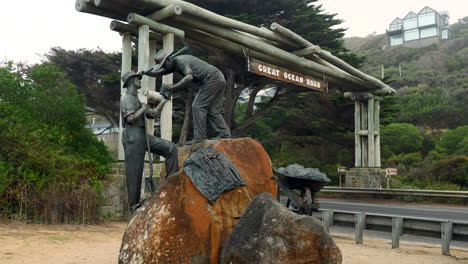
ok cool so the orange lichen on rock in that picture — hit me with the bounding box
[119,138,277,264]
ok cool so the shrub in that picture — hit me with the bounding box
[381,123,424,157]
[429,155,467,189]
[437,126,468,155]
[0,63,112,223]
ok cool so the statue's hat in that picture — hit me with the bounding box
[121,71,142,88]
[153,50,171,71]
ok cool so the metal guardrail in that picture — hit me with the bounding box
[315,209,468,256]
[321,187,468,199]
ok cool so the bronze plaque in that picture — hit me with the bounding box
[248,58,328,92]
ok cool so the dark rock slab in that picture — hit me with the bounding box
[220,193,342,264]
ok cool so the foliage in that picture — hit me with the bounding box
[429,156,467,189]
[437,126,468,155]
[0,62,112,223]
[449,17,468,39]
[45,47,121,125]
[345,21,468,129]
[380,123,424,158]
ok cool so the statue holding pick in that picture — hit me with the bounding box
[139,41,232,145]
[120,71,178,213]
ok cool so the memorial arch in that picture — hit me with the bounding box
[76,0,396,187]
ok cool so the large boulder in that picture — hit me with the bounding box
[119,138,277,264]
[220,193,342,264]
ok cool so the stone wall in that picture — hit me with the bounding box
[101,162,163,220]
[403,36,441,48]
[345,167,386,188]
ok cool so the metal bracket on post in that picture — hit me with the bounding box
[442,221,453,256]
[355,212,366,244]
[392,217,403,249]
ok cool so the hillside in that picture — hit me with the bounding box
[344,19,468,129]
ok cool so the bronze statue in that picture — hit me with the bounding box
[139,44,231,145]
[120,71,178,213]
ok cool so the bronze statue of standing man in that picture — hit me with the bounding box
[139,50,232,145]
[120,71,178,213]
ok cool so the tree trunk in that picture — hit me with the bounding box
[232,90,281,137]
[244,86,263,119]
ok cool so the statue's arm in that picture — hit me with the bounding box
[139,68,167,77]
[124,104,148,124]
[145,106,159,119]
[169,73,193,92]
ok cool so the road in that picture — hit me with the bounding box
[318,198,468,222]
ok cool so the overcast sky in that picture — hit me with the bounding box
[0,0,466,65]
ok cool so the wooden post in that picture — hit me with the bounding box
[110,20,162,41]
[146,40,157,136]
[392,217,403,249]
[361,103,368,167]
[354,101,362,167]
[138,25,150,162]
[161,33,174,142]
[355,212,366,244]
[138,25,150,104]
[367,98,375,167]
[322,210,334,234]
[442,221,453,256]
[128,13,185,39]
[147,4,183,21]
[374,99,381,167]
[118,32,132,161]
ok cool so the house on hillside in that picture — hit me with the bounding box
[386,6,450,48]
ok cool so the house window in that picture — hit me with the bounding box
[404,29,419,41]
[390,36,403,46]
[420,27,437,38]
[390,24,402,31]
[441,29,449,39]
[418,12,436,27]
[403,18,417,30]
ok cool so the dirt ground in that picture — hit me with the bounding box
[0,222,467,264]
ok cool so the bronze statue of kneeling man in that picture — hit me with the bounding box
[139,49,232,145]
[120,71,178,213]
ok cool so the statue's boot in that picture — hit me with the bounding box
[186,138,205,145]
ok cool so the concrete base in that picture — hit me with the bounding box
[345,167,386,188]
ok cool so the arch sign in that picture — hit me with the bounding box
[248,58,328,93]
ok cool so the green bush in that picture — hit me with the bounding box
[429,155,467,189]
[387,152,423,167]
[437,126,468,155]
[0,62,112,223]
[381,123,424,158]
